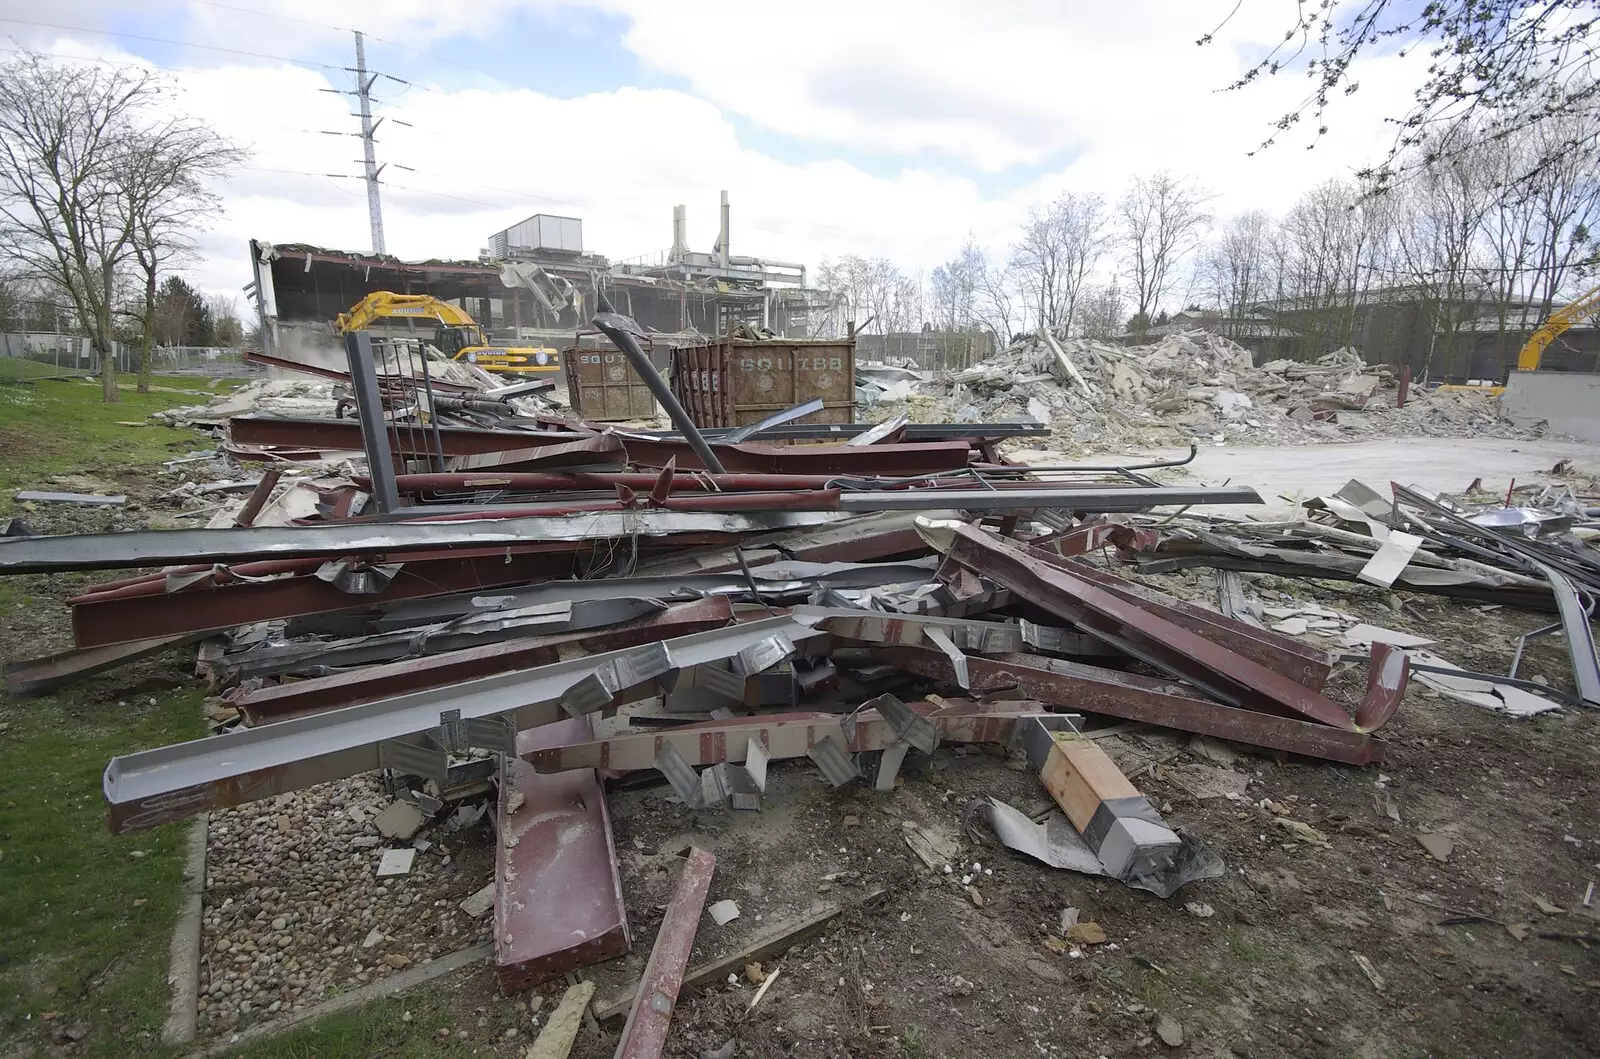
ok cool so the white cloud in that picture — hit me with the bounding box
[0,1,1431,315]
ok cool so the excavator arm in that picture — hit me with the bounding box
[333,292,482,335]
[1517,282,1600,371]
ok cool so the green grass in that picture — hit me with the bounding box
[0,372,231,1057]
[226,994,499,1059]
[0,358,92,381]
[1225,929,1269,964]
[0,689,207,1057]
[900,1024,927,1057]
[0,374,222,506]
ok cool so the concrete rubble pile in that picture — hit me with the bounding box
[8,306,1591,1053]
[911,329,1532,449]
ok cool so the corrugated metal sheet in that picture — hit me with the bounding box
[671,338,856,428]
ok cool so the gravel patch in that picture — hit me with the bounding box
[197,774,495,1037]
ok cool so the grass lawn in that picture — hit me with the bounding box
[0,372,484,1059]
[0,374,231,508]
[0,373,226,1057]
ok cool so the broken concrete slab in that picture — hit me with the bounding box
[371,800,425,840]
[1417,833,1455,862]
[375,847,415,878]
[459,882,495,919]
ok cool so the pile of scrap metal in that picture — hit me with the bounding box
[0,305,1424,1034]
[1136,478,1600,713]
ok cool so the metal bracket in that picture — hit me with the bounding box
[807,735,859,788]
[560,642,678,716]
[864,693,939,754]
[655,740,706,808]
[377,735,448,788]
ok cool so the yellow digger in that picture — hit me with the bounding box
[1440,282,1600,393]
[333,292,560,377]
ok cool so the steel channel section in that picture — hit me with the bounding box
[629,422,1051,442]
[613,846,717,1059]
[881,646,1383,765]
[1026,548,1335,689]
[234,598,736,723]
[71,552,576,648]
[441,434,627,471]
[837,485,1263,512]
[935,523,1361,730]
[103,616,824,833]
[1533,560,1600,707]
[618,437,973,476]
[497,718,630,991]
[228,416,596,457]
[0,511,846,575]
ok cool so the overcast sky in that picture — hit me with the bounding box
[0,1,1425,310]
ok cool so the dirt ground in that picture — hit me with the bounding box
[7,451,1600,1059]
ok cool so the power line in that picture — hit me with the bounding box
[0,16,347,71]
[182,0,349,34]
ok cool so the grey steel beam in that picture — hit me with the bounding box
[102,616,823,833]
[1535,560,1600,707]
[0,510,846,574]
[344,331,401,514]
[837,485,1263,512]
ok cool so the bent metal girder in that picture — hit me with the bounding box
[102,616,822,834]
[918,519,1407,732]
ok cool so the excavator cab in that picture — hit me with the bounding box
[432,325,482,358]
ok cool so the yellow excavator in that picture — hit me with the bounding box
[1438,282,1600,394]
[333,292,560,376]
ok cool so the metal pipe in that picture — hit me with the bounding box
[591,294,727,474]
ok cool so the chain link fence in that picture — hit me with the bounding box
[0,334,262,379]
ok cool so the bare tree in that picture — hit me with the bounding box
[0,53,162,402]
[816,254,920,335]
[207,293,244,346]
[974,250,1021,345]
[1011,193,1110,333]
[1078,281,1128,340]
[1206,1,1600,190]
[1203,210,1277,337]
[123,120,241,391]
[929,237,983,332]
[1119,172,1214,330]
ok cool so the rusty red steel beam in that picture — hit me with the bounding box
[1024,547,1336,691]
[233,597,736,724]
[881,646,1386,765]
[928,521,1389,731]
[1028,519,1159,559]
[70,550,581,648]
[522,701,1047,773]
[614,847,717,1059]
[390,470,849,493]
[496,718,631,992]
[233,468,283,528]
[620,437,973,476]
[5,633,203,698]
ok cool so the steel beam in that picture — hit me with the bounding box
[440,433,627,471]
[496,718,630,991]
[1026,549,1335,690]
[71,551,575,648]
[102,616,824,833]
[923,520,1375,730]
[881,646,1384,765]
[344,331,401,513]
[838,485,1262,512]
[0,510,845,575]
[4,634,203,698]
[233,597,736,722]
[627,421,1051,442]
[214,597,660,684]
[617,436,973,476]
[613,847,716,1059]
[228,415,593,457]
